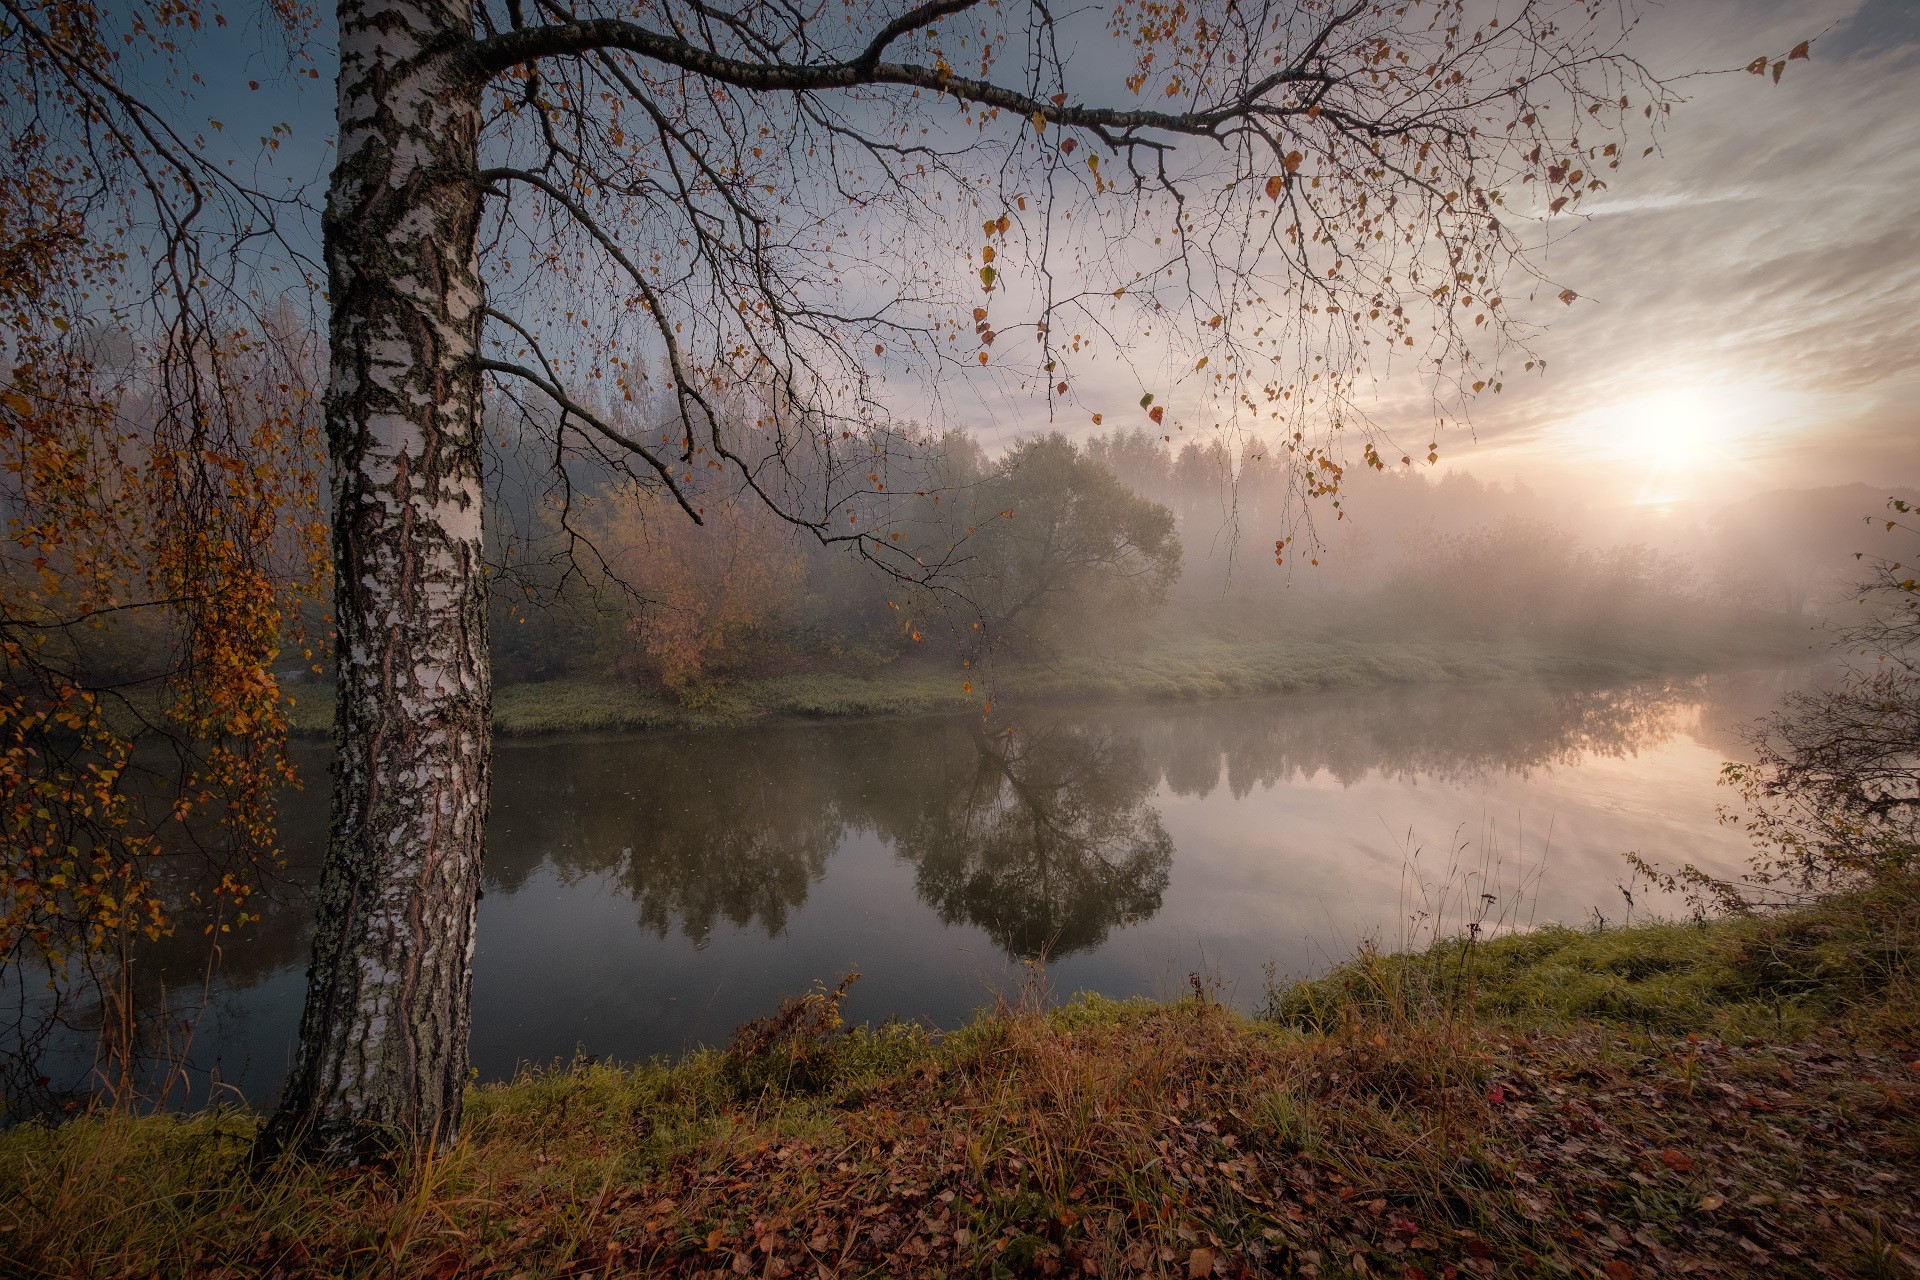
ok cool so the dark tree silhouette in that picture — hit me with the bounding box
[901,723,1172,960]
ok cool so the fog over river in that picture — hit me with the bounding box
[131,666,1806,1106]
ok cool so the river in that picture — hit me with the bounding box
[81,665,1812,1108]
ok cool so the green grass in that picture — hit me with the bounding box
[1267,874,1920,1040]
[4,880,1914,1279]
[284,617,1812,737]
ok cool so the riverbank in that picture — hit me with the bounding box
[5,878,1912,1278]
[287,619,1814,737]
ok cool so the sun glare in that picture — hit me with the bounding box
[1560,381,1813,509]
[1613,389,1718,472]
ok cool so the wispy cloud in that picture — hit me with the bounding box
[1427,0,1920,495]
[949,0,1919,504]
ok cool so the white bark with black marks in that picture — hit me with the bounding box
[268,0,489,1156]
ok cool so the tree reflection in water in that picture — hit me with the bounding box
[892,723,1172,960]
[32,671,1768,1107]
[471,677,1707,961]
[476,716,1172,961]
[485,738,847,944]
[147,676,1723,992]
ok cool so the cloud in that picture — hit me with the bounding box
[1408,0,1920,493]
[938,0,1920,505]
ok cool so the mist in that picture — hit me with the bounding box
[475,416,1896,705]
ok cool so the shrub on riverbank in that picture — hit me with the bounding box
[4,878,1914,1279]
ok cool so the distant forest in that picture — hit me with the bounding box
[468,410,1906,699]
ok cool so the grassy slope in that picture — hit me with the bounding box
[286,619,1813,737]
[4,880,1914,1279]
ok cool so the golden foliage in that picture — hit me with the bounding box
[0,0,326,1002]
[590,482,801,699]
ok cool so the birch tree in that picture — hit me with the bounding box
[5,0,1791,1153]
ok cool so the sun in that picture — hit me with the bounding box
[1609,388,1720,474]
[1578,385,1757,509]
[1538,377,1834,512]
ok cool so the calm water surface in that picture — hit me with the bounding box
[167,666,1804,1105]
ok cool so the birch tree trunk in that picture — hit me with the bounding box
[267,0,490,1156]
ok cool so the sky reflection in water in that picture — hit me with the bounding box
[174,668,1801,1105]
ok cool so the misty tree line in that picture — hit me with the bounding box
[474,405,1829,699]
[48,396,1875,705]
[479,400,1178,693]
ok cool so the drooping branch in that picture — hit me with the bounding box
[478,356,707,524]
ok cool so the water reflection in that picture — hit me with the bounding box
[1149,676,1698,798]
[893,724,1172,959]
[236,678,1705,960]
[488,742,846,942]
[485,717,1173,961]
[9,668,1801,1106]
[258,678,1740,978]
[484,676,1710,959]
